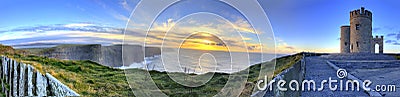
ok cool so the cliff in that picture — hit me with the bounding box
[34,44,161,67]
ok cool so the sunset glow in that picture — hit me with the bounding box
[180,32,229,51]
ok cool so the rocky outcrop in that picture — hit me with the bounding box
[37,44,161,67]
[41,44,102,63]
[0,56,79,96]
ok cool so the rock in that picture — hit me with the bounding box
[35,70,47,96]
[26,65,34,96]
[18,63,26,96]
[12,60,18,96]
[46,73,80,96]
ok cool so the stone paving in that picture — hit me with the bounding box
[330,60,400,96]
[258,54,399,97]
[301,56,369,96]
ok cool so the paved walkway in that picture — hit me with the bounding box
[259,55,399,97]
[301,56,369,96]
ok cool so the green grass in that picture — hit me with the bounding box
[3,50,303,96]
[8,54,133,96]
[393,55,400,60]
[384,54,400,60]
[272,54,303,76]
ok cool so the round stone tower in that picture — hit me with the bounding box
[340,26,350,53]
[349,7,372,53]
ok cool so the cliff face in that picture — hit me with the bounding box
[37,44,160,67]
[41,44,102,62]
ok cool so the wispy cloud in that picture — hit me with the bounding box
[113,13,130,21]
[275,39,298,54]
[385,31,400,45]
[64,23,93,28]
[120,0,133,11]
[0,23,136,46]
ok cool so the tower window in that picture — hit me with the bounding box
[344,42,348,46]
[356,24,360,30]
[356,42,359,47]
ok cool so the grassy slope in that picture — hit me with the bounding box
[8,54,133,96]
[2,44,303,96]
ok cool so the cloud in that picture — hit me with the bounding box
[384,40,400,45]
[113,13,129,21]
[276,42,298,54]
[393,42,400,45]
[120,0,133,11]
[0,23,123,34]
[0,23,145,46]
[274,37,299,54]
[373,27,381,32]
[386,31,400,40]
[285,46,295,50]
[385,40,396,43]
[387,33,396,37]
[216,18,261,34]
[64,23,93,28]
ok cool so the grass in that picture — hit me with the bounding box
[1,44,304,96]
[7,54,133,96]
[384,53,400,60]
[392,54,400,60]
[272,54,303,76]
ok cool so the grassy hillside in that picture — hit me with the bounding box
[2,44,304,96]
[8,54,134,96]
[0,44,16,55]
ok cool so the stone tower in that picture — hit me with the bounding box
[340,7,383,54]
[340,26,350,53]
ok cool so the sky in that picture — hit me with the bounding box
[0,0,399,54]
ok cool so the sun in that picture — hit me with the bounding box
[180,32,227,51]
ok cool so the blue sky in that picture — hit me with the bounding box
[260,0,400,53]
[0,0,399,54]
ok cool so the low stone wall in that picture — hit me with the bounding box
[252,58,306,97]
[0,56,79,96]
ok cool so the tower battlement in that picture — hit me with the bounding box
[374,35,384,39]
[350,7,372,20]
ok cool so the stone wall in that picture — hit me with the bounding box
[252,57,306,97]
[0,56,79,96]
[372,36,384,54]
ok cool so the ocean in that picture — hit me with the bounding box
[119,48,284,74]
